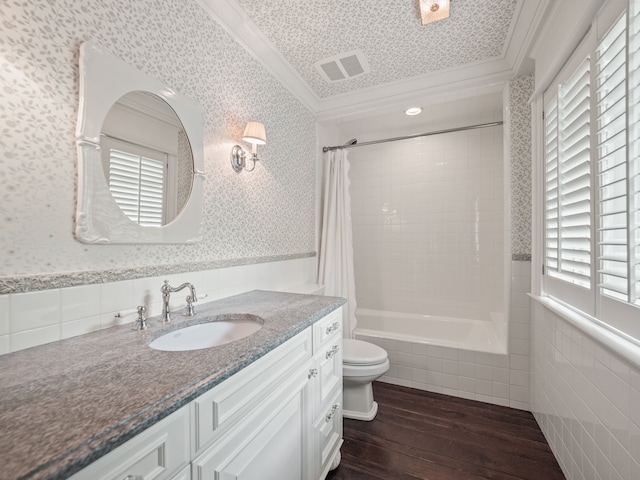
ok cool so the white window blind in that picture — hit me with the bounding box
[541,3,640,343]
[108,146,166,227]
[630,0,640,306]
[596,14,629,302]
[544,98,559,274]
[547,58,592,289]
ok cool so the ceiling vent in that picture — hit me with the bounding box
[314,50,370,83]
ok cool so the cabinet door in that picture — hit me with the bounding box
[314,389,343,480]
[191,329,312,456]
[192,364,312,480]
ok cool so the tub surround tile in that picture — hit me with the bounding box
[0,290,345,480]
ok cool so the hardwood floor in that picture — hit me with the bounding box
[327,382,565,480]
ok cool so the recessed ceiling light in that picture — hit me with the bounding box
[405,107,422,116]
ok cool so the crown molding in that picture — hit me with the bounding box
[504,0,552,76]
[315,58,513,122]
[196,0,321,112]
[199,0,550,121]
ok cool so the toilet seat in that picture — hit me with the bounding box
[343,339,388,365]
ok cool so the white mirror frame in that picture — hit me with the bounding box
[75,41,205,244]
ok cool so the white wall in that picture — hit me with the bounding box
[0,0,319,352]
[0,0,316,278]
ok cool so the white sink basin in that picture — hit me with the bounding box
[149,314,264,352]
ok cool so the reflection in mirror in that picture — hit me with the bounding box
[75,41,204,244]
[101,92,193,227]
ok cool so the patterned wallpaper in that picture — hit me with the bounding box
[236,0,518,98]
[0,0,316,278]
[507,74,534,259]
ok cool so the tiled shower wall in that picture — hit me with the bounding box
[349,125,504,322]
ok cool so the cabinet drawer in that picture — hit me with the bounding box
[313,337,342,413]
[314,389,343,480]
[192,328,312,454]
[70,405,190,480]
[312,308,342,351]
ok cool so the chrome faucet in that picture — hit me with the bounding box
[160,280,198,322]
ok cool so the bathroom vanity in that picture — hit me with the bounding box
[0,291,345,480]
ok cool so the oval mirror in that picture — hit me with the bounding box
[101,91,193,227]
[75,42,204,244]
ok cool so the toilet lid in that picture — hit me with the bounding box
[343,339,388,365]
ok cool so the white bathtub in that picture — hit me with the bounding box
[355,308,507,355]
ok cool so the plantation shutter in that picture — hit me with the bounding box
[630,0,640,306]
[554,58,592,288]
[596,14,629,302]
[107,145,166,227]
[544,98,560,274]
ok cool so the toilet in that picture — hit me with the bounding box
[342,338,389,421]
[281,284,389,421]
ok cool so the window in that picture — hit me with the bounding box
[542,3,640,342]
[102,137,168,227]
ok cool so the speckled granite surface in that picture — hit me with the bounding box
[0,290,345,480]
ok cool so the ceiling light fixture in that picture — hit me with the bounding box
[419,0,450,25]
[405,107,423,116]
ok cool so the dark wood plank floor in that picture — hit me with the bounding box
[327,382,565,480]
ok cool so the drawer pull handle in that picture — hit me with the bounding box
[123,476,143,480]
[308,368,318,379]
[325,345,339,359]
[325,404,339,422]
[325,321,340,335]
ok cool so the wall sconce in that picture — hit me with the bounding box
[231,121,267,172]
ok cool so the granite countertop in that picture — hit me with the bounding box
[0,290,346,480]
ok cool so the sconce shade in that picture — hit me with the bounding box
[242,121,266,145]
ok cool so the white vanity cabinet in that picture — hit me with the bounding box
[310,309,343,480]
[69,308,343,480]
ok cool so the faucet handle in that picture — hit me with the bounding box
[132,305,149,331]
[184,295,196,316]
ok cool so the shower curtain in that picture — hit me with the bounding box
[317,149,357,338]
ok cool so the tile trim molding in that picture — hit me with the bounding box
[0,252,316,295]
[512,253,531,261]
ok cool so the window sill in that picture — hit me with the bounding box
[529,294,640,370]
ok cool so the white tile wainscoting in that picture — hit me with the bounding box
[0,256,316,355]
[531,300,640,480]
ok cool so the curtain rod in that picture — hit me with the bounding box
[322,121,504,153]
